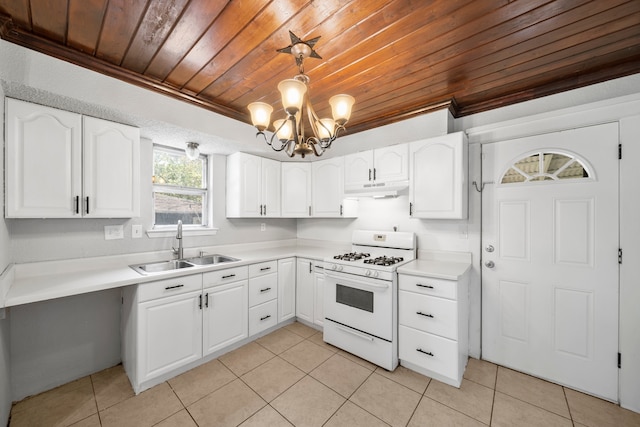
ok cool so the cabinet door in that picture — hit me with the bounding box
[5,98,82,218]
[312,157,344,217]
[261,158,281,217]
[313,270,326,327]
[226,152,262,217]
[278,258,296,322]
[83,116,140,217]
[344,151,373,190]
[138,290,202,382]
[295,258,314,323]
[410,132,468,219]
[374,144,409,183]
[203,281,248,356]
[281,163,312,217]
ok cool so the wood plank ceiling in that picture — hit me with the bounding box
[0,0,639,136]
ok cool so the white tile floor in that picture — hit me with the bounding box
[9,322,640,426]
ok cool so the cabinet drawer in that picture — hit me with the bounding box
[249,261,277,277]
[137,274,202,303]
[399,291,458,340]
[249,273,278,307]
[399,274,457,300]
[399,325,459,381]
[203,266,248,286]
[249,299,278,335]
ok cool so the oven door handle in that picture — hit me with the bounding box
[336,325,374,342]
[325,273,390,292]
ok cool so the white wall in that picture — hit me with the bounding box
[10,289,122,401]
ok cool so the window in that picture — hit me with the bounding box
[152,145,208,227]
[500,150,592,184]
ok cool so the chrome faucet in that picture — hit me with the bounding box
[172,220,183,259]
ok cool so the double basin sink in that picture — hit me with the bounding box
[130,254,240,275]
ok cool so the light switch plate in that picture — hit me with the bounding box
[132,225,143,239]
[105,225,124,240]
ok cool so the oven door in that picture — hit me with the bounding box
[324,271,393,341]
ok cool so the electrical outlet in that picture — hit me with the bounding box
[260,223,266,231]
[132,224,143,239]
[104,225,124,240]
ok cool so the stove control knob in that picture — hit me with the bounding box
[365,270,371,276]
[331,264,337,271]
[337,265,343,272]
[372,271,379,278]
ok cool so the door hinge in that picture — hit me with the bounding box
[619,144,622,160]
[618,248,623,264]
[618,352,622,369]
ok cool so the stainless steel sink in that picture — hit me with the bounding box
[186,254,240,265]
[130,254,240,275]
[130,259,195,275]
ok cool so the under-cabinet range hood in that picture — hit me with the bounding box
[344,180,409,198]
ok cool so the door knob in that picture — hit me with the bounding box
[485,245,494,253]
[484,261,495,268]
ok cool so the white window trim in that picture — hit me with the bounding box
[151,144,215,231]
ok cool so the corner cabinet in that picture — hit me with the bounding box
[281,162,312,217]
[5,98,140,218]
[278,257,296,322]
[295,258,324,328]
[226,152,281,218]
[409,132,468,219]
[311,157,357,218]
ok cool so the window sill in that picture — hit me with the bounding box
[146,227,219,238]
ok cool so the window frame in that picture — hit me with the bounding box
[151,144,212,232]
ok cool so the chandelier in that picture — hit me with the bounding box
[248,31,355,158]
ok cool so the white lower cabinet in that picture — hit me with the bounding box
[202,267,249,356]
[248,261,278,335]
[296,258,324,327]
[122,274,203,393]
[278,257,296,322]
[398,272,469,387]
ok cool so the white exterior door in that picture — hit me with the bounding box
[481,123,619,401]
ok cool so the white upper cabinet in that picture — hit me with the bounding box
[344,144,409,194]
[312,157,355,217]
[281,162,312,217]
[344,151,373,189]
[374,144,409,183]
[226,152,281,217]
[5,98,140,218]
[409,132,468,219]
[83,116,140,218]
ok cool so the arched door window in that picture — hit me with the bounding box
[499,150,593,184]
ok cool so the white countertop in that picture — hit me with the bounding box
[1,240,343,308]
[397,259,471,281]
[1,240,472,308]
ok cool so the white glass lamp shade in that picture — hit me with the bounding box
[185,142,200,160]
[316,118,335,140]
[278,79,307,115]
[273,119,293,141]
[248,102,273,131]
[329,94,355,125]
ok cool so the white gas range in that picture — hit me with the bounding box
[323,230,416,370]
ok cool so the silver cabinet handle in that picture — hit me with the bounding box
[485,261,495,268]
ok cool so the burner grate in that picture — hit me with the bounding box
[333,252,370,262]
[363,256,405,266]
